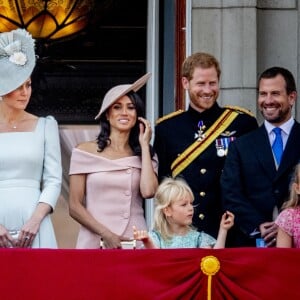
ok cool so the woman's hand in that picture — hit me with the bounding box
[100,229,130,249]
[0,225,15,248]
[16,202,51,248]
[137,117,158,198]
[138,117,152,147]
[15,217,40,248]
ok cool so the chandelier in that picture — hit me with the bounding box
[0,0,95,40]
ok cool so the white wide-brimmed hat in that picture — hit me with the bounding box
[0,28,36,96]
[95,72,151,119]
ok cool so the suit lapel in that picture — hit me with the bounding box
[253,125,277,179]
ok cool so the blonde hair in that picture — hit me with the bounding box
[153,177,194,241]
[282,163,300,209]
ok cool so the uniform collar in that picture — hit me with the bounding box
[187,102,222,123]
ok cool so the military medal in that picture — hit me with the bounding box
[215,138,226,157]
[194,120,206,141]
[215,136,236,157]
[217,148,225,157]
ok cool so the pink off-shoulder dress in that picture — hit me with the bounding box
[69,148,158,249]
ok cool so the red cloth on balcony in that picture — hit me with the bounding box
[1,248,299,299]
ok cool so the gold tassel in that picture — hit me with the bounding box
[200,256,220,300]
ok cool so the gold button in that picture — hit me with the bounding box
[199,214,205,220]
[200,191,206,197]
[200,169,206,174]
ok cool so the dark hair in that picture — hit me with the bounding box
[97,91,155,157]
[258,67,297,94]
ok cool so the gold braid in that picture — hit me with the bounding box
[155,109,184,125]
[224,105,255,117]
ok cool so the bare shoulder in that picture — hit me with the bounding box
[19,112,39,131]
[24,112,38,124]
[25,112,38,120]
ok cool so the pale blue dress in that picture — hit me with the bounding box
[149,229,216,248]
[0,116,62,248]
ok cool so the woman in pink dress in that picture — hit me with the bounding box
[275,163,300,248]
[69,73,158,249]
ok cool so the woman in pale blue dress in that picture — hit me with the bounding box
[0,29,62,248]
[133,177,234,249]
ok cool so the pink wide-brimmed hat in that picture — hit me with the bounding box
[95,72,151,119]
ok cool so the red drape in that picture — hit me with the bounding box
[1,248,300,300]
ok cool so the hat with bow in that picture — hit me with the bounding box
[0,28,36,96]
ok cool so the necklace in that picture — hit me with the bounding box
[9,120,21,129]
[7,115,25,130]
[0,106,25,130]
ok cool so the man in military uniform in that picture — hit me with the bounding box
[154,52,258,239]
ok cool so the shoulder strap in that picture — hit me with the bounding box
[225,105,255,117]
[155,110,184,125]
[171,109,239,177]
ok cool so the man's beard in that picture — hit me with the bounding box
[261,107,290,124]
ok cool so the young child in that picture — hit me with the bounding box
[275,163,300,248]
[133,177,234,249]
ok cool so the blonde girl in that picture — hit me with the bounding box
[133,177,234,249]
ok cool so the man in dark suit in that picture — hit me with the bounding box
[221,66,300,247]
[154,52,258,239]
